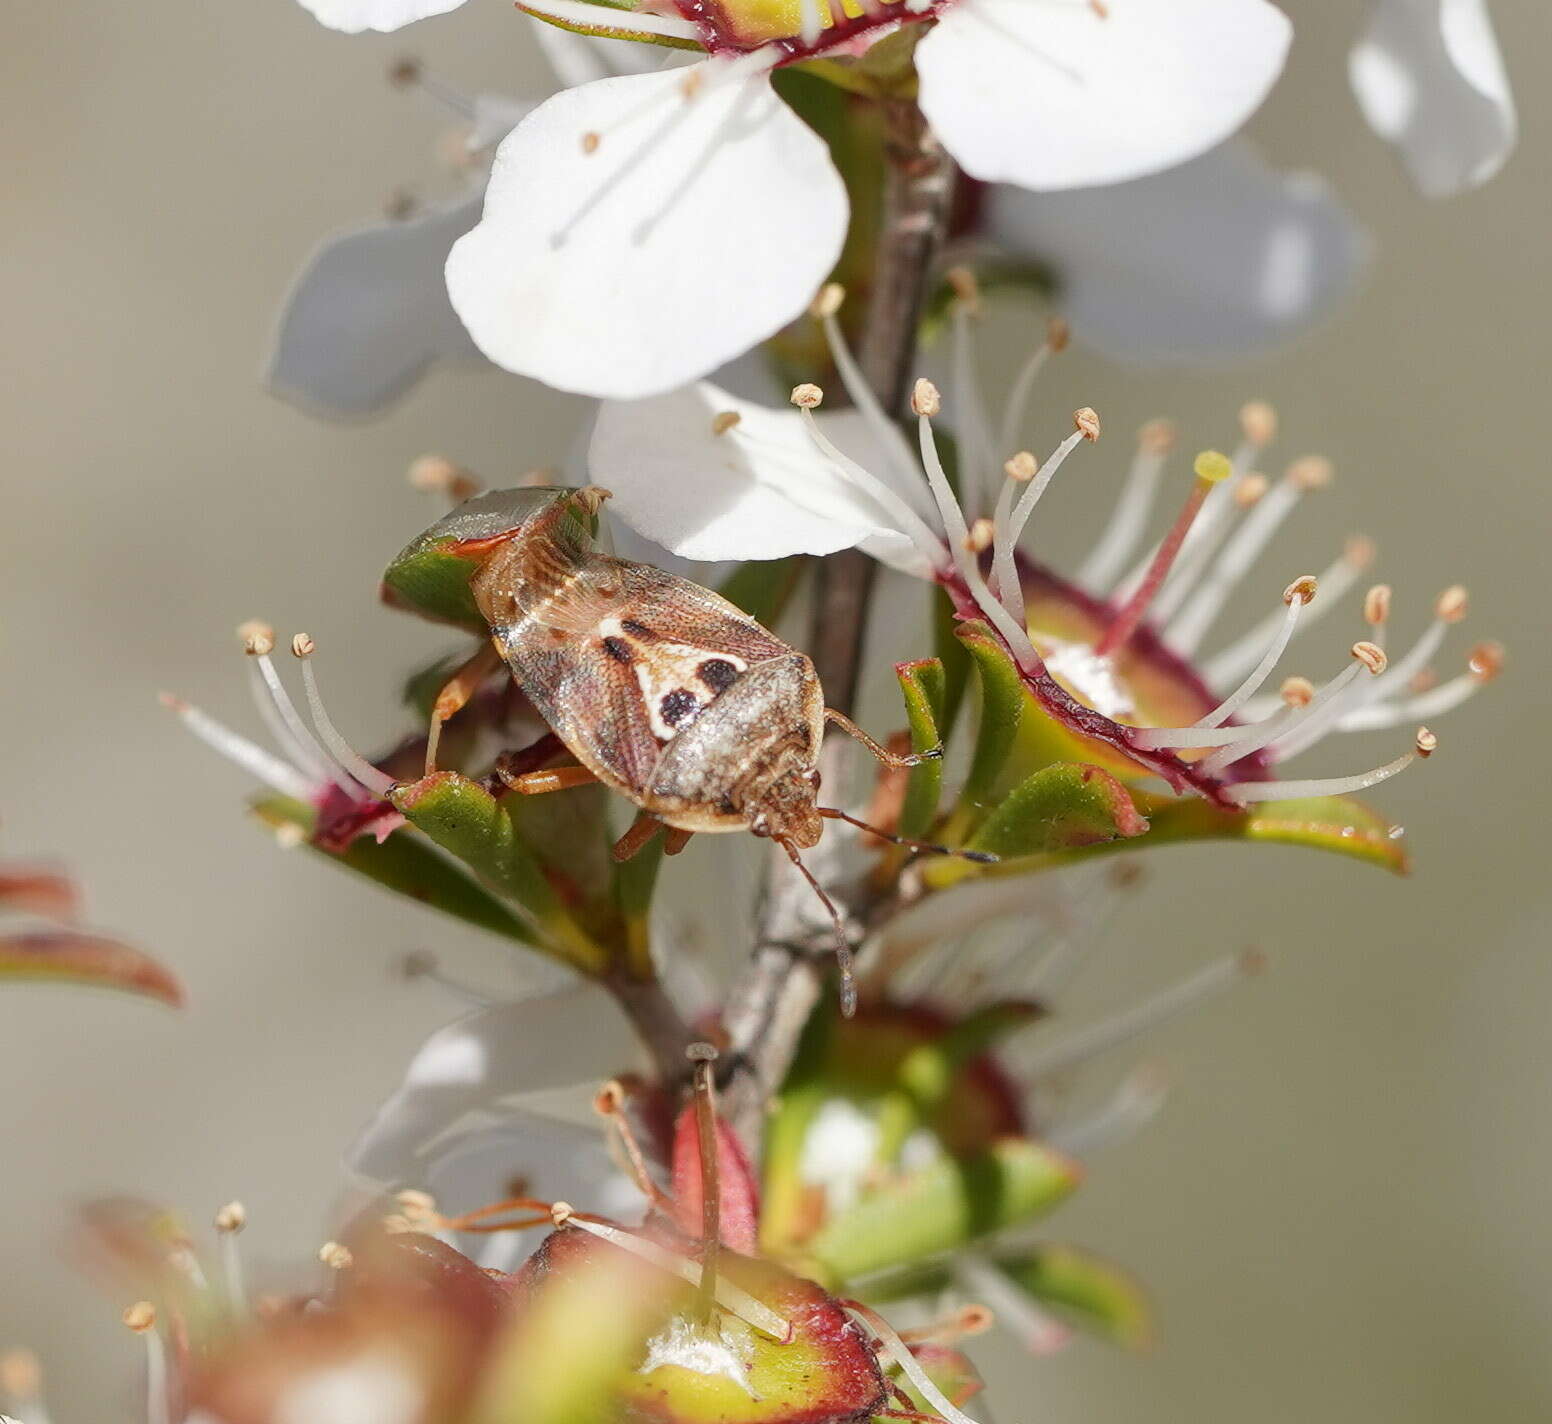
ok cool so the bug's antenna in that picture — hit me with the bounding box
[779,839,857,1018]
[819,807,999,864]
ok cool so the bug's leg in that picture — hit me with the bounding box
[779,837,857,1018]
[824,708,943,768]
[496,763,600,796]
[611,812,664,863]
[663,828,694,856]
[425,639,505,774]
[819,806,999,864]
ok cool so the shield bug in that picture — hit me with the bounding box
[383,485,993,1010]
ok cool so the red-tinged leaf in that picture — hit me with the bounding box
[0,932,183,1007]
[0,865,80,921]
[670,1105,761,1255]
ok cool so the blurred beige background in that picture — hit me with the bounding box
[2,3,1548,1419]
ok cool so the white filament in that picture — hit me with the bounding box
[1017,954,1254,1080]
[1167,477,1304,654]
[298,657,397,798]
[1200,659,1367,776]
[1224,749,1416,803]
[1204,543,1366,686]
[817,312,929,508]
[843,1300,988,1424]
[250,655,354,792]
[990,429,1086,620]
[565,1216,790,1340]
[1077,438,1170,592]
[166,698,315,802]
[1047,1064,1170,1156]
[796,409,946,569]
[1337,672,1481,731]
[952,1255,1073,1356]
[918,415,1042,669]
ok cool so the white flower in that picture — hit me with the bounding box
[1349,0,1515,197]
[267,27,656,416]
[980,141,1369,364]
[443,0,1290,398]
[594,293,1498,808]
[348,987,647,1270]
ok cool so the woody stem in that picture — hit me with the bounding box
[722,96,957,1151]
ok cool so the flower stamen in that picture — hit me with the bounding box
[291,635,396,798]
[1095,451,1233,658]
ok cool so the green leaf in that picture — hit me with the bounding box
[943,621,1028,838]
[925,763,1148,891]
[994,1244,1154,1350]
[388,773,609,975]
[1133,791,1411,874]
[0,932,183,1007]
[894,658,946,839]
[716,557,804,629]
[252,796,537,949]
[806,1139,1082,1285]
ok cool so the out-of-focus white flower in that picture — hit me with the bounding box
[1350,0,1515,197]
[981,141,1370,364]
[348,987,647,1270]
[444,0,1290,398]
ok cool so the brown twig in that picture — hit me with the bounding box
[722,96,958,1150]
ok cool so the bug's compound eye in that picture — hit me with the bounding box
[749,814,770,838]
[807,769,822,790]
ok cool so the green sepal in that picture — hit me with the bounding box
[995,1243,1155,1350]
[1131,790,1411,874]
[943,621,1028,839]
[380,487,588,631]
[387,773,609,975]
[716,556,804,629]
[518,2,706,53]
[931,585,971,741]
[925,763,1148,891]
[895,658,946,839]
[251,795,536,948]
[805,1138,1083,1285]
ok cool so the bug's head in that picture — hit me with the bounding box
[380,486,608,631]
[747,768,824,851]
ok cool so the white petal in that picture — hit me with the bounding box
[984,141,1369,362]
[267,195,487,418]
[295,0,466,33]
[445,64,848,399]
[590,383,932,574]
[348,987,635,1187]
[1349,0,1515,197]
[917,0,1291,190]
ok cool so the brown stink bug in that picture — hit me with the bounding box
[386,485,992,1010]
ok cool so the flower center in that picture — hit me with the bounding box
[674,0,931,59]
